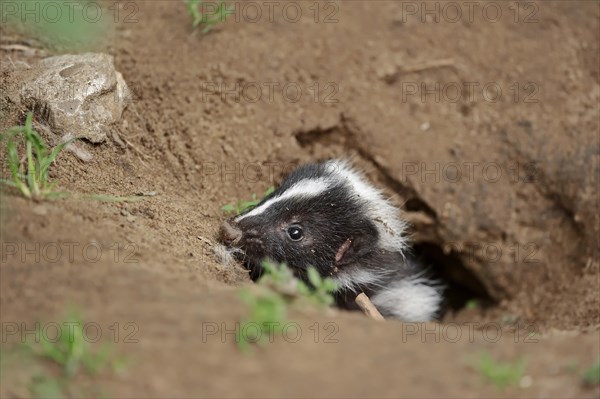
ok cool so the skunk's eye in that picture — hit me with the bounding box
[287,225,304,241]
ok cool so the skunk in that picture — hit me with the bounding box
[217,159,443,321]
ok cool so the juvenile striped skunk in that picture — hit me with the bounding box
[217,159,443,321]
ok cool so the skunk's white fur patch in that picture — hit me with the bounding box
[370,277,443,322]
[334,267,387,292]
[213,242,242,267]
[236,177,330,222]
[325,159,409,253]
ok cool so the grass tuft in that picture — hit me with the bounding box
[1,113,152,204]
[475,352,526,389]
[582,358,600,386]
[0,113,73,200]
[11,308,129,398]
[465,299,479,309]
[25,310,124,378]
[237,260,337,350]
[184,0,234,33]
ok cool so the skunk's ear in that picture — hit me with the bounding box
[335,223,378,265]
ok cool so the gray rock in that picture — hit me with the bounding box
[11,53,130,143]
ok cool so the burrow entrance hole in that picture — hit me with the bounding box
[411,242,496,317]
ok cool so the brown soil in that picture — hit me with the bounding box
[1,1,599,397]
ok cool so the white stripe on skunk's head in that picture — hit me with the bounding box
[235,177,330,222]
[219,159,410,282]
[323,159,409,253]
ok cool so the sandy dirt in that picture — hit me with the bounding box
[1,0,599,397]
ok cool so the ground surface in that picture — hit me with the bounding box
[1,1,599,398]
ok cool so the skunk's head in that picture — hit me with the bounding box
[219,160,409,281]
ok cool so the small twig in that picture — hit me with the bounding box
[384,59,457,84]
[355,292,385,321]
[122,137,150,168]
[401,58,456,74]
[0,44,38,56]
[6,55,16,70]
[196,235,214,246]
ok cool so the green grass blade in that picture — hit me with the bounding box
[582,358,600,386]
[6,139,31,197]
[27,126,49,162]
[0,126,24,140]
[0,178,18,187]
[83,342,112,375]
[40,138,74,183]
[38,335,67,365]
[6,138,20,178]
[28,373,65,398]
[221,203,236,213]
[22,113,43,196]
[44,190,70,200]
[23,112,33,133]
[185,0,202,26]
[307,267,322,287]
[26,139,39,197]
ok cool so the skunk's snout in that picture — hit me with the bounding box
[219,220,243,246]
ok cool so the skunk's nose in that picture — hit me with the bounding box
[219,220,242,246]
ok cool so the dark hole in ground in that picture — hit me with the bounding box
[411,242,495,315]
[404,197,438,218]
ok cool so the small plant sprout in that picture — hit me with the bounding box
[18,309,127,397]
[185,0,234,33]
[259,260,338,307]
[25,309,125,378]
[237,260,338,349]
[238,286,287,350]
[1,113,149,203]
[465,299,479,310]
[222,186,275,215]
[475,352,526,389]
[582,357,600,386]
[301,267,338,307]
[0,112,73,200]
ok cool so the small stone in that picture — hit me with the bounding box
[519,375,533,389]
[8,53,130,143]
[111,131,127,149]
[63,133,94,162]
[420,122,431,131]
